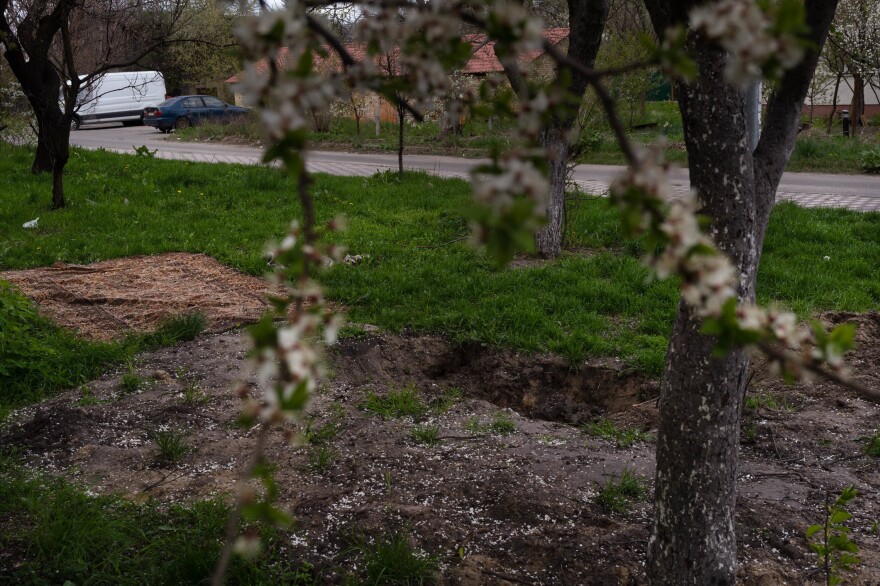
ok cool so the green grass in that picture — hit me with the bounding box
[595,466,646,514]
[306,445,339,473]
[119,368,145,395]
[362,386,428,419]
[863,431,880,457]
[743,392,800,413]
[76,384,100,406]
[0,453,315,584]
[2,143,879,401]
[0,276,207,419]
[150,429,193,465]
[303,417,344,445]
[490,413,516,435]
[344,531,439,585]
[582,418,652,448]
[410,424,441,446]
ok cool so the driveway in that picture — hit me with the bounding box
[70,124,880,212]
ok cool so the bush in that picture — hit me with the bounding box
[860,147,880,174]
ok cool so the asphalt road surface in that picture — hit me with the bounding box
[70,123,880,212]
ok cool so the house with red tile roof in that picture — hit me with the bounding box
[225,28,571,109]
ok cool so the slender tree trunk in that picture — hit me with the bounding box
[48,124,71,209]
[827,72,842,133]
[26,83,71,208]
[397,103,404,176]
[850,72,864,137]
[529,0,609,258]
[534,127,569,258]
[32,123,54,174]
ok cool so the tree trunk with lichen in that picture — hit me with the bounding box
[535,128,570,258]
[507,0,609,259]
[644,2,839,583]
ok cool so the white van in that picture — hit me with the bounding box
[68,71,166,129]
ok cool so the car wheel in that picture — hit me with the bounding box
[174,117,190,131]
[70,116,81,131]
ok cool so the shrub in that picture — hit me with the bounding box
[860,147,880,174]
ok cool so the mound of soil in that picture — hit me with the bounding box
[1,253,269,340]
[4,313,880,584]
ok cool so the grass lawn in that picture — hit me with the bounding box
[2,143,879,412]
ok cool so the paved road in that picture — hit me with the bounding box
[71,124,880,212]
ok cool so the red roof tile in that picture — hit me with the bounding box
[226,28,570,83]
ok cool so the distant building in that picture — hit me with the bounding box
[802,71,880,121]
[224,29,572,121]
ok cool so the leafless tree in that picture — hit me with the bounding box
[1,0,189,208]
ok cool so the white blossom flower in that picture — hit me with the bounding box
[736,304,768,332]
[690,0,805,87]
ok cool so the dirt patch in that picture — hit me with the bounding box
[1,253,269,340]
[336,334,656,423]
[3,315,880,584]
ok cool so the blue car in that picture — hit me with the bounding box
[143,95,250,133]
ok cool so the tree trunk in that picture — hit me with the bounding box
[397,104,404,176]
[534,128,569,258]
[850,72,864,137]
[30,88,71,208]
[648,57,760,584]
[32,124,54,174]
[20,80,72,207]
[523,0,609,259]
[49,125,70,209]
[644,2,838,582]
[826,72,842,133]
[650,305,751,584]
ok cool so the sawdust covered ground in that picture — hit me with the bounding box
[1,253,269,340]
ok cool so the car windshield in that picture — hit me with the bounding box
[158,98,179,107]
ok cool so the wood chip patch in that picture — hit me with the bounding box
[2,253,269,341]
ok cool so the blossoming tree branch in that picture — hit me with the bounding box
[211,1,874,584]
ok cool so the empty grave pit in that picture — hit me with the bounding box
[333,333,659,424]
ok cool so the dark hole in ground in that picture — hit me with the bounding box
[334,334,658,424]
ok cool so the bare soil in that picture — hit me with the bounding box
[3,256,879,583]
[3,310,880,584]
